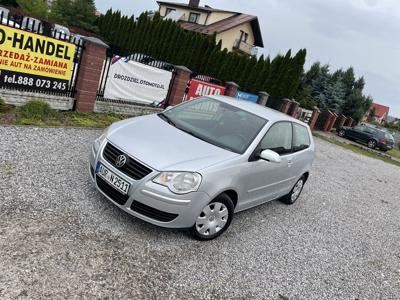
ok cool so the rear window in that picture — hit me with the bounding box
[293,123,311,152]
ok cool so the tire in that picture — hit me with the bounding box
[280,176,305,205]
[190,193,234,241]
[367,139,377,149]
[380,149,388,153]
[338,129,346,137]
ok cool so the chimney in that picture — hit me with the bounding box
[188,0,200,7]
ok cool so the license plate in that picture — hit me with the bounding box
[96,163,130,195]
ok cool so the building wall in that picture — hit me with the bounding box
[216,22,255,51]
[159,5,208,24]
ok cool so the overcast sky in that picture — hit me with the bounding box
[95,0,400,117]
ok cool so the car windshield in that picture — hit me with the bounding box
[159,97,267,154]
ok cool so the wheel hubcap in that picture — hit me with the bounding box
[369,141,375,148]
[339,131,345,136]
[196,202,229,236]
[291,180,304,202]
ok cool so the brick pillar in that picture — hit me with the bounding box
[257,91,269,106]
[280,98,292,114]
[166,66,192,106]
[75,37,109,112]
[288,100,300,118]
[327,112,338,132]
[224,81,239,97]
[309,107,320,130]
[338,115,347,128]
[346,117,354,127]
[322,111,335,132]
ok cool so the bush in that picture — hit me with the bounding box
[18,100,54,119]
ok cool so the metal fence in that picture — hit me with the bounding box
[0,13,84,97]
[96,51,175,107]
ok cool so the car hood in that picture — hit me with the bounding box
[107,114,239,171]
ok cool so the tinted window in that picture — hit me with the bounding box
[161,97,267,154]
[260,122,292,155]
[293,123,311,152]
[189,13,200,23]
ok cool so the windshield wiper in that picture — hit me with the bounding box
[158,113,177,127]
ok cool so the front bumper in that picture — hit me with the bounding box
[378,142,393,151]
[89,143,211,229]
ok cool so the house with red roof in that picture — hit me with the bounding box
[363,103,390,125]
[157,0,264,56]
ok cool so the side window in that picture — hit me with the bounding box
[260,122,292,155]
[165,8,176,15]
[188,12,200,23]
[293,123,311,152]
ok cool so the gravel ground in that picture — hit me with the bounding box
[0,125,399,300]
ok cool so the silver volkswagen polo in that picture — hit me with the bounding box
[89,96,315,240]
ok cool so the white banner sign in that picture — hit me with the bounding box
[104,57,173,104]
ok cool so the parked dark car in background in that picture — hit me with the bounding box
[337,124,395,151]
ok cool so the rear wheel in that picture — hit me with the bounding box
[338,129,346,137]
[281,176,305,205]
[367,139,377,149]
[190,194,234,241]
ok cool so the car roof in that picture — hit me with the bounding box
[208,95,304,125]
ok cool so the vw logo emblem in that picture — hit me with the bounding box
[115,155,127,168]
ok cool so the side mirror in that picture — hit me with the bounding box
[259,149,281,163]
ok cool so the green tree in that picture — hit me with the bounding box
[17,0,48,18]
[50,0,97,32]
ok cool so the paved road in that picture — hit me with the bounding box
[0,126,399,299]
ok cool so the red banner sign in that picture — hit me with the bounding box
[185,79,226,101]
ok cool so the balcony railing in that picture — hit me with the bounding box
[233,39,258,56]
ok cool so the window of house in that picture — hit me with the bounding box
[240,30,249,43]
[260,122,293,155]
[165,8,176,15]
[188,12,200,23]
[293,123,311,152]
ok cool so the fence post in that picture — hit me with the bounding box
[322,111,335,132]
[327,112,338,131]
[225,82,239,97]
[257,91,270,106]
[338,115,347,128]
[346,117,354,127]
[280,98,292,114]
[309,107,320,130]
[75,37,109,112]
[166,66,192,106]
[288,100,300,118]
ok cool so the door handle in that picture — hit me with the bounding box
[287,160,293,167]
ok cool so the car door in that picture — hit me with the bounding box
[289,122,312,182]
[346,125,363,139]
[241,121,294,210]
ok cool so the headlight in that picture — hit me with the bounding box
[93,127,108,153]
[153,172,202,194]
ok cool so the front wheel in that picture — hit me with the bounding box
[281,176,305,205]
[338,129,346,137]
[190,194,234,240]
[367,139,377,149]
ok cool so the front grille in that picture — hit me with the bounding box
[131,201,178,222]
[103,143,152,180]
[96,175,129,205]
